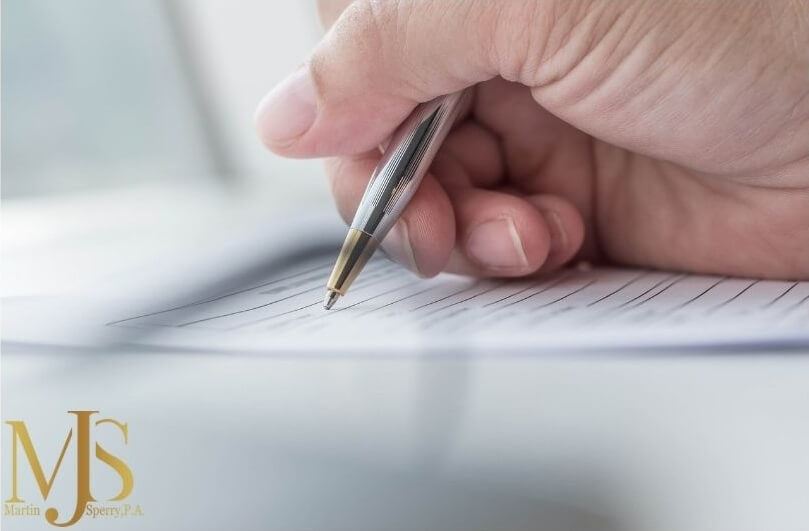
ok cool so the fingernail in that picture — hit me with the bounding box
[381,222,421,275]
[466,218,528,270]
[255,66,317,146]
[540,208,567,257]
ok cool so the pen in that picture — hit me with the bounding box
[323,89,472,309]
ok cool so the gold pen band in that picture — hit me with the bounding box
[326,228,379,295]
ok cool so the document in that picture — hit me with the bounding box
[108,258,809,353]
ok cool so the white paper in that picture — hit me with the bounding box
[108,258,809,353]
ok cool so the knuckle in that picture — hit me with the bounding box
[519,0,609,86]
[352,0,447,99]
[310,0,397,95]
[316,0,353,29]
[484,0,594,86]
[350,0,397,54]
[490,1,549,83]
[492,0,638,88]
[365,0,436,99]
[314,4,374,63]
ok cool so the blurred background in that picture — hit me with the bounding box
[3,0,325,199]
[3,1,336,298]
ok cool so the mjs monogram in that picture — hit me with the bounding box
[4,411,142,527]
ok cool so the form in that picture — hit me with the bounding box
[109,258,809,353]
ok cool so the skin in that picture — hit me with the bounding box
[256,0,809,281]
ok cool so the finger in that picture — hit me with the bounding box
[474,77,570,187]
[442,188,549,277]
[255,0,540,157]
[432,120,504,189]
[524,193,586,271]
[472,78,599,259]
[443,188,585,277]
[325,154,455,277]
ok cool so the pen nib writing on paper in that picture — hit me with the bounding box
[323,290,339,310]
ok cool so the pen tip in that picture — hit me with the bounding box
[323,290,340,310]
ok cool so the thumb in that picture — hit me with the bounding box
[255,0,545,157]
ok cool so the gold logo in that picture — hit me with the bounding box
[4,411,142,527]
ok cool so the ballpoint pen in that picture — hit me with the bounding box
[323,89,472,310]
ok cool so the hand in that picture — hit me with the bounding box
[256,0,809,280]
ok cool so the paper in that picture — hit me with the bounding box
[107,257,809,352]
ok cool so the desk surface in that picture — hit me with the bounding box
[4,346,809,531]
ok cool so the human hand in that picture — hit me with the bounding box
[256,0,809,280]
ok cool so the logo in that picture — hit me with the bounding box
[4,411,143,527]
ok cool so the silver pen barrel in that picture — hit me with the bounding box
[324,89,472,308]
